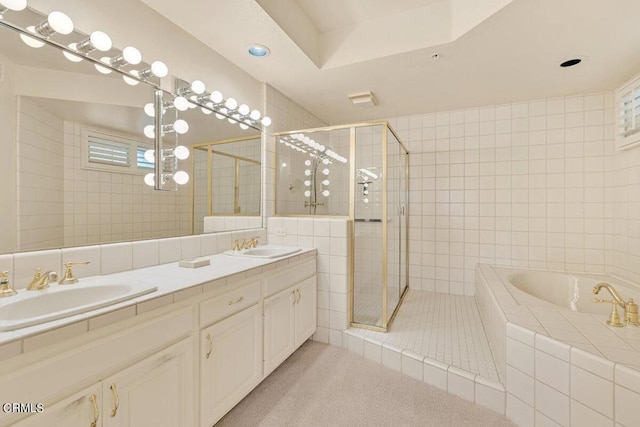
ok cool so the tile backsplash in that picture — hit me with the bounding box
[3,229,266,291]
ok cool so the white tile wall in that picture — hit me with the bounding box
[389,93,614,295]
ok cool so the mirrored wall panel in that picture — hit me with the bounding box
[0,21,261,254]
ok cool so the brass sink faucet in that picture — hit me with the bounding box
[593,282,639,327]
[26,269,58,291]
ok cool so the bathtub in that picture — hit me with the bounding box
[475,264,640,426]
[495,268,640,316]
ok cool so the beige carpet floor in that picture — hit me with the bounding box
[216,341,515,427]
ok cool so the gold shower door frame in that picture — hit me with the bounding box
[190,136,262,235]
[274,121,409,332]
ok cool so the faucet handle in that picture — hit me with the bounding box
[59,261,90,285]
[233,239,241,251]
[28,268,42,288]
[0,271,16,298]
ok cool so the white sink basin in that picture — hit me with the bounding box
[225,245,302,259]
[0,281,157,331]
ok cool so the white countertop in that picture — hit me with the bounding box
[0,247,316,359]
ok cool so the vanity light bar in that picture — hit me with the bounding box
[175,79,271,131]
[0,4,168,88]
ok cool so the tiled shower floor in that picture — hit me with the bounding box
[349,289,500,382]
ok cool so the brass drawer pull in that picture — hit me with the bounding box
[89,394,99,427]
[205,333,213,359]
[228,296,244,305]
[291,289,296,306]
[109,384,119,417]
[295,288,301,304]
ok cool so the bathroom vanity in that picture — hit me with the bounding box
[0,248,317,427]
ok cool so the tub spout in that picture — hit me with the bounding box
[593,282,625,308]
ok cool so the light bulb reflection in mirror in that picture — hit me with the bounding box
[210,91,223,104]
[144,103,155,117]
[363,198,369,204]
[173,171,189,185]
[304,191,311,198]
[144,149,155,163]
[0,0,27,12]
[304,169,311,176]
[322,179,330,186]
[94,57,112,74]
[143,125,155,139]
[174,145,189,160]
[20,27,45,48]
[322,190,330,197]
[144,173,155,187]
[304,180,311,187]
[249,110,261,121]
[173,119,189,134]
[322,168,330,175]
[261,116,272,127]
[62,44,83,62]
[173,96,189,111]
[122,70,139,86]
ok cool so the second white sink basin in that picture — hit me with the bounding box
[0,281,157,331]
[225,245,301,259]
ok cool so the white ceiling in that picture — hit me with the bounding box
[140,0,640,125]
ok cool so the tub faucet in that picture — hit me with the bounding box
[593,282,625,307]
[593,282,628,327]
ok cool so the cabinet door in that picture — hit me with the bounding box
[10,384,102,427]
[294,275,317,348]
[102,338,194,427]
[263,286,296,376]
[201,303,263,427]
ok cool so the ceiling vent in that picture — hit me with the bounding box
[348,91,378,108]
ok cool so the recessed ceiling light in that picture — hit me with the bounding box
[248,44,270,57]
[560,58,582,67]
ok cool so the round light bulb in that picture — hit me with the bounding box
[210,91,223,104]
[249,109,261,120]
[173,171,189,185]
[261,116,272,127]
[122,46,142,65]
[363,198,369,204]
[173,119,189,134]
[150,61,168,77]
[144,103,155,117]
[20,27,45,48]
[304,180,311,186]
[227,118,237,124]
[363,190,369,195]
[304,191,311,198]
[173,96,189,111]
[90,31,112,51]
[0,0,27,11]
[225,98,238,110]
[174,145,190,160]
[319,144,325,152]
[322,180,330,186]
[201,107,213,115]
[215,113,225,120]
[305,160,311,166]
[94,57,112,74]
[322,190,330,197]
[322,158,330,165]
[143,125,155,139]
[144,149,155,163]
[364,183,369,188]
[238,104,250,116]
[191,80,205,94]
[122,70,139,86]
[239,123,249,130]
[144,173,155,187]
[304,169,311,176]
[63,44,83,62]
[322,168,330,175]
[48,11,74,35]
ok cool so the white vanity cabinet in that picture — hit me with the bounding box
[10,385,102,427]
[0,251,318,427]
[200,303,263,427]
[263,259,317,375]
[101,338,194,427]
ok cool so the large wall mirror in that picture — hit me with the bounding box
[0,14,262,254]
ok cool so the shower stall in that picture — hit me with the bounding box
[275,122,409,331]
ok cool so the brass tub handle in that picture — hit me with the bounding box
[205,333,213,359]
[228,296,244,305]
[89,394,99,427]
[110,384,119,417]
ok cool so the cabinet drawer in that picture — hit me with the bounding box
[263,258,316,297]
[200,280,261,327]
